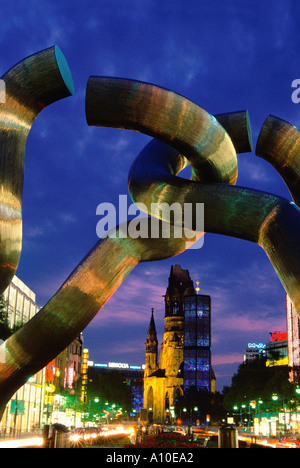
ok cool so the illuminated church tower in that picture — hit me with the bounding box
[144,265,214,424]
[145,308,158,377]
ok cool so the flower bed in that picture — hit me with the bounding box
[124,433,204,448]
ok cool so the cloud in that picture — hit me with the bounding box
[90,267,166,326]
[213,314,286,335]
[212,353,243,366]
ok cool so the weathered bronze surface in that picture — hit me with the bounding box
[256,115,300,206]
[0,55,299,418]
[0,45,74,294]
[87,77,300,316]
[86,76,239,185]
[128,138,300,311]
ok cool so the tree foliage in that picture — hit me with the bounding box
[0,294,11,340]
[222,357,295,411]
[0,294,24,340]
[176,387,226,424]
[87,367,133,412]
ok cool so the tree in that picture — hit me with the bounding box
[222,357,295,412]
[175,387,226,424]
[0,295,11,340]
[87,368,133,414]
[0,294,24,340]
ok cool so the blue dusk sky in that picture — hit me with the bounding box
[1,0,300,391]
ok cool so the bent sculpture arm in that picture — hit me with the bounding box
[0,68,299,421]
[86,77,300,315]
[256,115,300,207]
[0,67,245,415]
[0,45,74,294]
[128,138,300,314]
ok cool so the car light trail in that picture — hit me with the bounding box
[0,437,44,448]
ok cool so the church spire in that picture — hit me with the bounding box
[146,308,157,349]
[145,308,158,373]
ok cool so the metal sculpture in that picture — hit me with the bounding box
[0,45,74,295]
[0,47,299,419]
[86,77,300,314]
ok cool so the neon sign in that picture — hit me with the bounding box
[94,361,144,370]
[248,343,266,349]
[109,362,129,369]
[80,348,89,403]
[270,331,287,342]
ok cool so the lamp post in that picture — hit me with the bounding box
[241,404,246,427]
[194,406,198,426]
[248,401,256,431]
[271,394,280,435]
[233,405,239,425]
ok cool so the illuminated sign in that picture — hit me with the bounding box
[80,348,89,403]
[45,384,55,393]
[287,295,300,376]
[93,362,143,370]
[248,343,266,349]
[109,362,129,369]
[46,359,56,382]
[68,367,74,389]
[270,331,287,342]
[266,357,289,367]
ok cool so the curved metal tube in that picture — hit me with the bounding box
[0,72,299,420]
[256,115,300,207]
[128,139,300,315]
[85,77,300,315]
[86,76,239,185]
[0,76,245,414]
[0,45,74,293]
[0,221,196,414]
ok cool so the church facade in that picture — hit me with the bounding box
[143,265,215,424]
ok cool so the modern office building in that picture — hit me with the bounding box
[0,276,85,433]
[244,343,267,362]
[243,295,300,373]
[0,276,43,434]
[2,275,40,328]
[265,330,288,367]
[183,293,211,392]
[144,265,214,424]
[88,361,145,414]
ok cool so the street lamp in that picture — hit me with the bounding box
[193,407,199,425]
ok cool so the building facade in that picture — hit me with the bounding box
[3,275,40,328]
[184,294,212,392]
[43,334,84,426]
[287,294,300,384]
[144,265,215,424]
[88,361,145,414]
[0,276,85,434]
[0,276,43,434]
[244,342,267,362]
